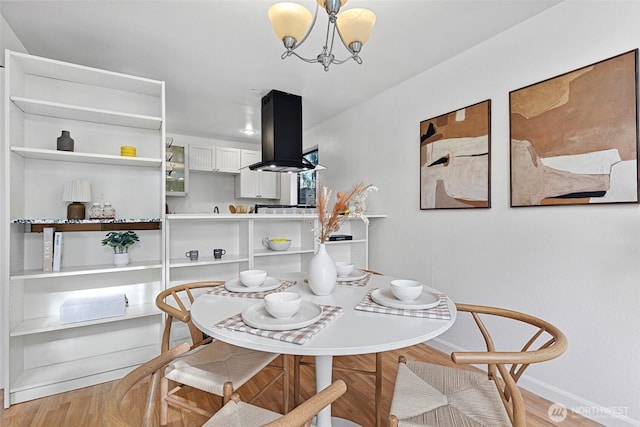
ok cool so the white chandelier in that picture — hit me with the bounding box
[268,0,376,72]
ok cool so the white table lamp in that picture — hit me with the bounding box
[63,179,92,220]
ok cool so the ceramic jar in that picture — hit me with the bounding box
[308,243,338,296]
[102,203,115,219]
[89,203,102,219]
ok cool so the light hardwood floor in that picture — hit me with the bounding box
[0,344,601,427]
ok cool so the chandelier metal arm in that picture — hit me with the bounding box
[288,2,320,53]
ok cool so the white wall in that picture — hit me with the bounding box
[306,1,640,425]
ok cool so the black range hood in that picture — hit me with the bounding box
[248,89,315,173]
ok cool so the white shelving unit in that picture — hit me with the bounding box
[165,213,385,284]
[2,50,165,406]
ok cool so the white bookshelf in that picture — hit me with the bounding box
[3,50,165,407]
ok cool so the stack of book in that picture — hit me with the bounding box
[43,227,63,272]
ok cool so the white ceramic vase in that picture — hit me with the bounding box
[308,243,337,296]
[113,252,130,267]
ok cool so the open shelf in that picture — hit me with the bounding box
[10,303,162,336]
[11,146,162,167]
[9,344,159,394]
[11,96,162,129]
[253,247,315,257]
[13,219,162,233]
[10,260,162,280]
[169,255,249,268]
[10,50,162,96]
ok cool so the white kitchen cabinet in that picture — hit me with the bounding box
[188,145,240,173]
[3,50,165,406]
[188,145,213,171]
[235,149,280,199]
[215,146,241,173]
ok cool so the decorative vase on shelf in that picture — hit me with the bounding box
[113,253,130,267]
[56,130,74,152]
[308,243,337,296]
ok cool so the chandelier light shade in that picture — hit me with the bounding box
[336,8,376,49]
[268,2,313,46]
[63,179,92,220]
[268,0,376,71]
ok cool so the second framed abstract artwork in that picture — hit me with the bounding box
[420,100,491,209]
[510,50,639,207]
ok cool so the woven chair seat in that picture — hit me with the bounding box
[390,361,511,427]
[165,340,279,396]
[204,399,282,426]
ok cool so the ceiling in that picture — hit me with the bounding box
[1,0,561,145]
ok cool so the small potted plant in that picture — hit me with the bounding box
[101,230,139,266]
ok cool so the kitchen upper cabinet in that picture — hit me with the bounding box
[189,145,214,171]
[216,146,241,173]
[189,145,240,173]
[235,149,280,199]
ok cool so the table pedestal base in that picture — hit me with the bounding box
[315,355,361,427]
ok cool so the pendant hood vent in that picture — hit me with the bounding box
[249,89,315,173]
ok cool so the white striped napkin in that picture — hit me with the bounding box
[215,305,343,345]
[207,280,297,299]
[355,288,451,319]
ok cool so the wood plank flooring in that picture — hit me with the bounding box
[0,343,601,427]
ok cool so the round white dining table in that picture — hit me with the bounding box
[190,272,457,427]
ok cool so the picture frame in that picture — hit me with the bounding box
[509,50,639,207]
[420,100,491,210]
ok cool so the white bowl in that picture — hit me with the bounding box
[267,239,292,251]
[239,269,267,288]
[264,292,302,319]
[390,280,424,301]
[335,261,355,277]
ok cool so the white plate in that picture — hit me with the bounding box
[224,277,282,293]
[336,269,368,282]
[371,287,441,310]
[242,300,323,331]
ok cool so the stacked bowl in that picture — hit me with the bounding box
[120,146,137,157]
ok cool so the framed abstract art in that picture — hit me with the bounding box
[509,50,638,207]
[420,100,491,209]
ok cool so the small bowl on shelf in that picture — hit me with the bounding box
[335,262,355,277]
[263,237,292,251]
[264,292,302,319]
[390,279,424,301]
[239,269,267,288]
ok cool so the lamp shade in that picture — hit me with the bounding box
[336,8,376,46]
[63,179,92,202]
[268,2,313,43]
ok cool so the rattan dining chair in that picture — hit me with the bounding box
[388,303,568,427]
[102,342,191,427]
[103,342,345,427]
[293,268,383,427]
[156,281,289,426]
[204,379,347,426]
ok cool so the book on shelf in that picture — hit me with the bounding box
[42,227,54,272]
[329,234,353,241]
[52,231,63,272]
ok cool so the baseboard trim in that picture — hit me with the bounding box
[428,338,640,427]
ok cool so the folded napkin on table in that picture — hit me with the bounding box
[355,288,451,319]
[206,280,296,299]
[215,305,343,345]
[337,273,371,287]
